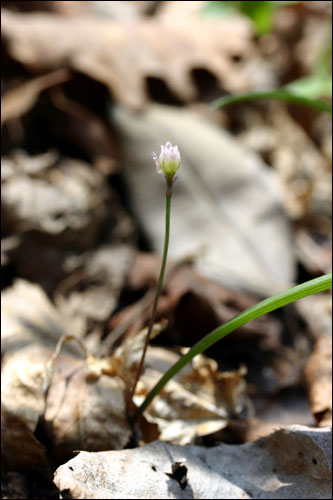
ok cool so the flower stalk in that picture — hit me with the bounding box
[127,142,180,418]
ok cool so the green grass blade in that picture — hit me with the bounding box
[211,89,332,113]
[132,274,332,421]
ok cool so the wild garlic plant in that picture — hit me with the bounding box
[128,142,180,416]
[128,141,332,424]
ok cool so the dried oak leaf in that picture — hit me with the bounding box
[1,9,274,109]
[304,335,332,427]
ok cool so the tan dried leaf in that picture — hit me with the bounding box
[1,279,74,472]
[111,320,167,392]
[1,279,132,469]
[1,69,71,126]
[134,346,251,445]
[43,357,131,458]
[304,335,332,427]
[53,426,332,499]
[2,9,274,109]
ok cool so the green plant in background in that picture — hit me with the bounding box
[211,89,332,113]
[128,142,180,415]
[285,12,332,101]
[202,1,301,36]
[133,273,332,422]
[203,1,332,112]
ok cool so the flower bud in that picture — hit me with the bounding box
[152,141,180,183]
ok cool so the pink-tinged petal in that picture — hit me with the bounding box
[152,152,162,174]
[154,141,180,181]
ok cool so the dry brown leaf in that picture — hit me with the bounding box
[1,279,79,472]
[304,335,332,427]
[1,471,29,500]
[238,104,332,220]
[2,1,88,14]
[53,425,332,499]
[294,229,332,275]
[54,244,135,338]
[112,252,282,350]
[133,346,251,445]
[47,87,120,172]
[1,68,71,126]
[296,292,332,338]
[2,154,109,238]
[1,152,123,293]
[1,279,133,469]
[111,320,167,393]
[43,355,131,459]
[2,9,274,109]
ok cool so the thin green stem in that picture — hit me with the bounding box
[211,89,332,114]
[128,189,172,414]
[132,273,332,422]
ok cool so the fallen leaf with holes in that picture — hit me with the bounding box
[2,8,274,109]
[304,335,332,427]
[53,425,332,499]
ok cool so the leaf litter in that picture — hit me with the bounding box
[1,1,332,499]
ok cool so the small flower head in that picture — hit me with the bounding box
[152,141,180,185]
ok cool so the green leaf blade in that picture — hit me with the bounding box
[133,274,332,421]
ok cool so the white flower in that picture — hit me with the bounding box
[152,141,180,182]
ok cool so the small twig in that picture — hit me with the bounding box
[42,334,89,396]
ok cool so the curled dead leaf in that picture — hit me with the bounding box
[134,346,251,445]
